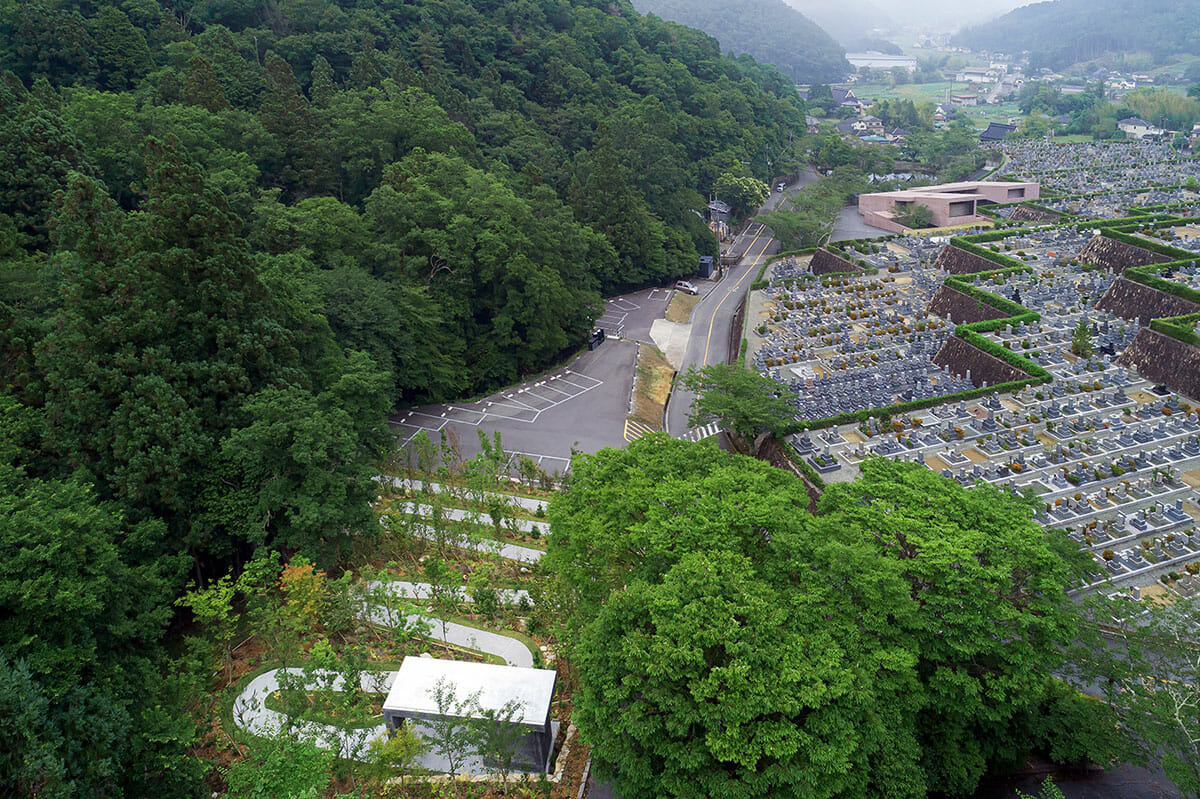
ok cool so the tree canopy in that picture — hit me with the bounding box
[548,440,1117,799]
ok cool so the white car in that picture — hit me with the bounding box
[776,182,786,192]
[674,280,698,295]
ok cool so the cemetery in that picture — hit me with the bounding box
[747,146,1200,598]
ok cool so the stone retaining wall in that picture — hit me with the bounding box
[1118,328,1200,401]
[932,334,1027,388]
[926,285,1010,325]
[810,248,863,276]
[930,244,1004,275]
[1095,276,1200,324]
[1078,235,1171,273]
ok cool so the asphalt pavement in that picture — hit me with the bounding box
[665,224,776,436]
[389,287,670,476]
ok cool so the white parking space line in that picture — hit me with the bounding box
[393,370,607,433]
[646,288,671,301]
[505,451,573,476]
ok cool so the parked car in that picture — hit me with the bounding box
[674,280,698,295]
[776,182,787,192]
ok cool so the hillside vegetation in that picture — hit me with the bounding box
[630,0,849,83]
[954,0,1200,72]
[0,0,808,794]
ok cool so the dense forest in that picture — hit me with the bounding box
[954,0,1200,72]
[629,0,849,83]
[0,0,808,401]
[0,0,809,794]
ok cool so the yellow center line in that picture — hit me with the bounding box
[702,225,771,365]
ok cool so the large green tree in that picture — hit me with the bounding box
[550,442,1113,798]
[680,363,798,453]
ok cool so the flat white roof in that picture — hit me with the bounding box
[383,657,556,728]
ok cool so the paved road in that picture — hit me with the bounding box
[665,225,777,436]
[663,167,821,437]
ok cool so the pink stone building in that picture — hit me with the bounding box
[857,181,1040,233]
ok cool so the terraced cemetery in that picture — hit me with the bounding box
[747,141,1200,599]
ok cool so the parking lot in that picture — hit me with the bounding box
[389,287,674,477]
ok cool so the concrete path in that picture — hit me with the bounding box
[397,501,550,536]
[232,668,394,755]
[385,477,549,514]
[369,579,532,607]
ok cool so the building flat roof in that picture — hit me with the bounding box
[862,180,1037,202]
[382,657,556,728]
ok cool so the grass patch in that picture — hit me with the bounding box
[665,291,701,323]
[264,688,383,730]
[632,345,674,428]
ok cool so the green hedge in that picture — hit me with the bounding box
[1101,227,1196,261]
[763,247,820,267]
[1149,312,1200,348]
[1126,264,1200,306]
[786,376,1043,432]
[944,266,1036,319]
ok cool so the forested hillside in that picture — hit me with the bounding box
[1,0,806,401]
[0,0,805,794]
[630,0,849,83]
[954,0,1200,71]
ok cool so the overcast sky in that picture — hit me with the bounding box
[870,0,1032,29]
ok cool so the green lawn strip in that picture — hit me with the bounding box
[391,470,555,502]
[263,688,383,730]
[389,506,549,551]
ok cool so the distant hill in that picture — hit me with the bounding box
[954,0,1200,71]
[782,0,893,47]
[631,0,849,83]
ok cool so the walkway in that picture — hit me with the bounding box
[231,490,544,764]
[385,477,549,515]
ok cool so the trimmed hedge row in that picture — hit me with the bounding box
[789,451,827,490]
[763,247,820,267]
[1149,312,1200,349]
[944,266,1036,319]
[1101,227,1196,261]
[1126,265,1200,307]
[785,377,1042,432]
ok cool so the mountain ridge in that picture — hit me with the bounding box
[630,0,849,83]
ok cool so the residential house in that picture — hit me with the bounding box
[1118,117,1164,139]
[950,93,978,107]
[979,122,1017,142]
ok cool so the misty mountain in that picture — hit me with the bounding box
[954,0,1200,70]
[630,0,850,83]
[782,0,893,46]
